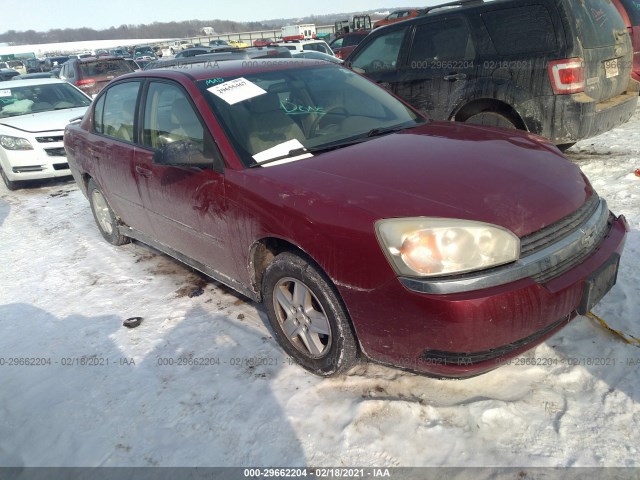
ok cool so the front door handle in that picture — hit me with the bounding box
[443,73,467,81]
[135,165,152,177]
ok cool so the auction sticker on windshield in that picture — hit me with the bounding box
[253,139,313,167]
[207,77,266,105]
[0,89,11,97]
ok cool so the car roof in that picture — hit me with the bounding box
[276,39,328,45]
[74,56,125,63]
[4,78,67,87]
[129,58,336,80]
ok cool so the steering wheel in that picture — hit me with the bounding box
[309,106,348,137]
[369,59,385,72]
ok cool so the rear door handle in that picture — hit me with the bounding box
[443,73,467,81]
[135,165,152,177]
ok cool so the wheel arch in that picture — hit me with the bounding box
[249,236,318,301]
[249,234,362,337]
[451,98,528,131]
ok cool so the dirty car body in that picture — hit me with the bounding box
[63,60,628,377]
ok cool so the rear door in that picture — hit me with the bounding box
[569,0,634,100]
[89,80,153,233]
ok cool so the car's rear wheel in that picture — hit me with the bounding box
[262,252,358,376]
[0,165,18,191]
[557,142,576,153]
[464,111,518,129]
[87,178,129,246]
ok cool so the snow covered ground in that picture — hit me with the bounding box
[0,108,639,472]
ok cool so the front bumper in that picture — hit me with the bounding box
[1,130,71,182]
[341,213,628,378]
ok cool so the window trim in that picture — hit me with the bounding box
[91,79,143,143]
[405,14,476,67]
[137,78,224,171]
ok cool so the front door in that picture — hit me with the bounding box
[134,80,238,280]
[395,17,476,120]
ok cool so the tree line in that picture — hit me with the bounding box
[0,13,367,45]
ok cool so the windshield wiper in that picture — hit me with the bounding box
[366,123,416,138]
[249,122,423,168]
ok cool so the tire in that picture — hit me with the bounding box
[262,252,358,376]
[464,111,518,129]
[557,142,576,153]
[87,178,129,246]
[0,165,18,191]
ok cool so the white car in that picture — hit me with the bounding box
[274,40,334,56]
[0,79,92,190]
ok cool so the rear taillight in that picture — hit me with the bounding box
[77,78,96,89]
[548,58,585,94]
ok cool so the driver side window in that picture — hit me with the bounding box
[351,28,407,74]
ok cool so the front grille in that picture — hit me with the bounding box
[523,195,611,284]
[520,194,600,257]
[532,213,613,283]
[52,162,69,171]
[36,135,64,143]
[45,147,66,157]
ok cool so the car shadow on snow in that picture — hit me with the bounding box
[0,303,307,468]
[0,195,9,226]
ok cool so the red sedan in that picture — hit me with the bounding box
[63,60,628,377]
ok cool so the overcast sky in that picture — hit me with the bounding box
[4,1,446,32]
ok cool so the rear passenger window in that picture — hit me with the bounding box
[482,5,557,55]
[101,81,140,142]
[409,18,475,63]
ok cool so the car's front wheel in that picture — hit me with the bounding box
[87,178,129,246]
[262,252,358,376]
[0,165,18,191]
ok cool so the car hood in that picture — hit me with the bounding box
[253,122,593,238]
[0,106,88,133]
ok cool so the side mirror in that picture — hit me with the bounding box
[153,140,212,168]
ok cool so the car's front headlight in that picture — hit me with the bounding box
[0,135,33,150]
[375,218,520,277]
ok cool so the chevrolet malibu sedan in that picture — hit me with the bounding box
[63,60,628,377]
[1,78,92,190]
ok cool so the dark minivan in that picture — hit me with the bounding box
[347,0,639,149]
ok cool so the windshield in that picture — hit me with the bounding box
[0,82,91,118]
[198,63,422,167]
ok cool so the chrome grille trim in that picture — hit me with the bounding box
[400,199,611,295]
[520,194,600,257]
